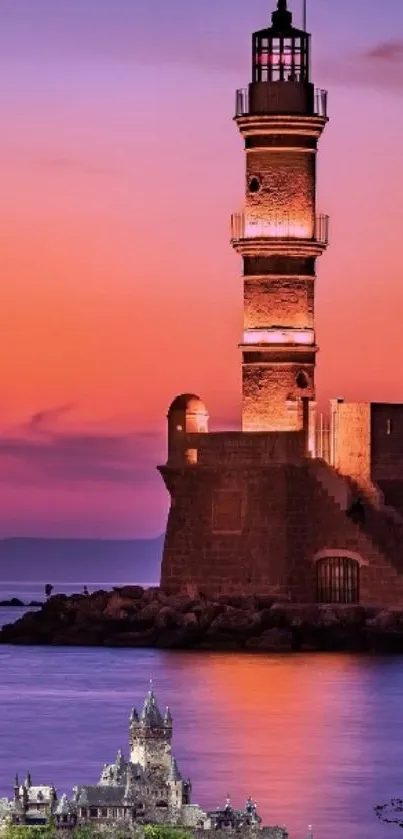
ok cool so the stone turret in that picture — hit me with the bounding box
[166,393,209,466]
[129,684,173,772]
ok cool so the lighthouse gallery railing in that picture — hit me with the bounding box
[235,87,328,118]
[230,213,329,246]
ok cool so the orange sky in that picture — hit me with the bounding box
[0,0,403,537]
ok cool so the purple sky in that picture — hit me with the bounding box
[1,0,403,539]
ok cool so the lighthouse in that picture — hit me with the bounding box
[159,3,403,607]
[231,0,328,440]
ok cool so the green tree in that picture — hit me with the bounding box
[2,822,55,839]
[144,827,193,839]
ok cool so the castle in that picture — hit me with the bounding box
[4,686,286,838]
[159,0,403,607]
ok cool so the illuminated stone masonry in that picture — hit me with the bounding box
[159,1,403,607]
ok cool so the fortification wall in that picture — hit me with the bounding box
[160,457,403,605]
[185,430,305,466]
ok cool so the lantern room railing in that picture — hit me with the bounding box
[231,213,329,246]
[235,87,328,118]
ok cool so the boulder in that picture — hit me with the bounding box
[191,602,223,629]
[112,586,144,600]
[155,606,181,630]
[157,621,201,649]
[163,593,199,613]
[245,628,293,651]
[135,600,163,624]
[366,610,403,631]
[103,593,139,619]
[206,607,261,637]
[140,587,167,605]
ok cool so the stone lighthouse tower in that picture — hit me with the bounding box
[231,0,328,438]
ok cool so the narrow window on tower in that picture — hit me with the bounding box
[387,418,393,435]
[249,176,261,194]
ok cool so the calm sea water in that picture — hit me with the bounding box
[0,585,402,839]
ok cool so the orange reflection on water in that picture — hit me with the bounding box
[167,652,375,837]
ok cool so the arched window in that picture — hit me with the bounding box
[316,556,359,604]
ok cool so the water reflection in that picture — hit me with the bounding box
[0,646,402,839]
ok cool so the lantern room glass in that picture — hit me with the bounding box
[253,32,309,83]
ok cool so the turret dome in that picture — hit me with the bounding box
[168,394,207,415]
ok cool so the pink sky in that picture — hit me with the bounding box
[0,0,403,537]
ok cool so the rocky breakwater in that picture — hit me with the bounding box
[1,587,403,652]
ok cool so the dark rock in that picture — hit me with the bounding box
[366,609,403,631]
[163,593,199,613]
[135,600,163,624]
[196,633,242,651]
[206,607,261,638]
[112,586,144,600]
[155,606,181,630]
[191,602,222,629]
[157,621,201,649]
[0,598,24,607]
[245,628,293,651]
[140,587,167,605]
[255,594,276,610]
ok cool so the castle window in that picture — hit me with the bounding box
[156,801,168,808]
[316,556,359,604]
[248,176,261,194]
[101,808,107,818]
[81,809,88,819]
[387,418,393,435]
[212,489,243,534]
[89,808,98,819]
[296,371,309,390]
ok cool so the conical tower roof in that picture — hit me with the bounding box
[140,682,164,727]
[130,706,139,723]
[168,756,182,782]
[164,706,173,725]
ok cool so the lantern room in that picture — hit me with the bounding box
[252,0,310,84]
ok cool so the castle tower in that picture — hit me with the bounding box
[231,0,328,437]
[129,686,173,773]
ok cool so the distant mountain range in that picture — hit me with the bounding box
[0,537,163,583]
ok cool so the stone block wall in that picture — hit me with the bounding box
[159,434,403,605]
[242,363,315,432]
[245,150,315,236]
[185,430,306,466]
[243,277,314,331]
[371,403,403,481]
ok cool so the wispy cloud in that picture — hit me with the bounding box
[0,408,165,489]
[319,39,403,92]
[27,404,75,434]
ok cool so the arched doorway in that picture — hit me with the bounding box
[316,555,360,604]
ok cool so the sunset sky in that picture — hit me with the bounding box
[0,0,403,539]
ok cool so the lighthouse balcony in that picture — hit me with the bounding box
[235,87,328,119]
[231,213,329,251]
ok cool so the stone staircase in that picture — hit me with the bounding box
[307,458,403,603]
